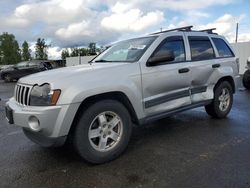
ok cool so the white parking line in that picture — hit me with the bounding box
[7,130,22,136]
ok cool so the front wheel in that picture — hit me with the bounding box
[72,100,132,164]
[205,81,233,118]
[243,70,250,89]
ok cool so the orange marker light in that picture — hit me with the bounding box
[51,90,61,105]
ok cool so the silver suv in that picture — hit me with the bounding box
[6,26,240,164]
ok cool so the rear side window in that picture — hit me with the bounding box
[153,36,186,63]
[29,62,39,67]
[212,38,234,57]
[188,36,215,61]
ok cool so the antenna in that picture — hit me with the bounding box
[150,26,193,35]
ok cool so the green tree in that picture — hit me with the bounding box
[21,41,31,61]
[88,43,97,55]
[61,48,70,60]
[70,48,79,57]
[0,32,21,65]
[35,38,49,60]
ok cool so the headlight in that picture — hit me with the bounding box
[29,84,61,106]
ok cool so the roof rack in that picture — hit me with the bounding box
[198,28,217,34]
[150,26,218,35]
[150,25,193,35]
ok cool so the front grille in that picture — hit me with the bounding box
[15,83,33,105]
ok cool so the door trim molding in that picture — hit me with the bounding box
[140,100,212,125]
[190,86,207,95]
[144,86,207,109]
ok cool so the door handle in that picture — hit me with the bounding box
[212,64,221,68]
[178,68,190,74]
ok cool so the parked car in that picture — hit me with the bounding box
[5,26,240,164]
[0,65,14,71]
[0,60,52,82]
[243,57,250,89]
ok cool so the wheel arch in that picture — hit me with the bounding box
[68,91,139,137]
[214,76,236,93]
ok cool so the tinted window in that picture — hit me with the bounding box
[29,62,39,67]
[212,38,234,57]
[189,36,215,61]
[153,36,186,63]
[16,62,28,68]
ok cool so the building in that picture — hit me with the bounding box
[231,42,250,74]
[66,56,96,67]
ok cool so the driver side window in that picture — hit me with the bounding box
[153,36,186,63]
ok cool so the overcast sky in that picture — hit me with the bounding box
[0,0,250,59]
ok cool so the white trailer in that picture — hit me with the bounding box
[66,55,96,67]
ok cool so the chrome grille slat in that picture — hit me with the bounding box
[14,83,33,106]
[22,87,27,105]
[19,86,23,104]
[16,85,20,101]
[27,87,31,105]
[14,85,18,100]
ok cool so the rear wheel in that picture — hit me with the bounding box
[3,74,12,82]
[243,70,250,89]
[205,81,233,118]
[72,100,132,164]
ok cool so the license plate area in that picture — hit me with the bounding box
[5,106,14,124]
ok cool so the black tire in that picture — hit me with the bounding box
[205,81,233,118]
[72,100,132,164]
[243,70,250,89]
[3,73,12,82]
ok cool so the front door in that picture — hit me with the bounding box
[141,35,192,116]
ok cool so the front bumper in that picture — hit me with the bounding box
[23,128,67,147]
[6,98,80,146]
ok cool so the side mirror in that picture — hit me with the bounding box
[147,51,175,66]
[13,66,18,70]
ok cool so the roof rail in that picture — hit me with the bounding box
[150,25,193,35]
[199,28,217,34]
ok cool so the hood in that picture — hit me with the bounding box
[19,63,128,86]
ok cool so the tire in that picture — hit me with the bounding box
[243,70,250,89]
[72,100,132,164]
[3,73,12,82]
[205,81,233,118]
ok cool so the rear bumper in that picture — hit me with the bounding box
[234,75,241,90]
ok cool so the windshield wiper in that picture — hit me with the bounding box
[94,59,113,62]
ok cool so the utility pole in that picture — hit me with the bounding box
[235,22,239,43]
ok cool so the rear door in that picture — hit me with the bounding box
[15,62,30,78]
[184,33,217,103]
[141,33,192,116]
[28,61,42,74]
[211,37,237,75]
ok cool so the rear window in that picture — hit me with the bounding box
[212,38,234,57]
[188,36,215,61]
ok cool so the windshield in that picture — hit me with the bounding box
[15,61,28,68]
[94,36,157,63]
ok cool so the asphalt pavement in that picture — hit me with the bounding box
[0,80,250,188]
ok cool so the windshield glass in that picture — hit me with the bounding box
[94,36,157,63]
[16,61,28,68]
